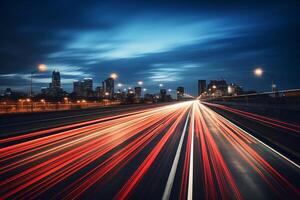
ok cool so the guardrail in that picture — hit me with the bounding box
[202,89,300,105]
[0,101,121,114]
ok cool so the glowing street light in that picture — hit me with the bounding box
[253,67,276,91]
[212,85,217,89]
[110,73,118,80]
[117,83,123,87]
[143,88,147,92]
[38,64,47,72]
[254,67,263,77]
[159,83,163,87]
[30,64,47,98]
[168,89,172,92]
[138,81,143,85]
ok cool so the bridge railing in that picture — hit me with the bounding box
[202,89,300,107]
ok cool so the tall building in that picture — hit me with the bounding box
[160,89,167,102]
[42,70,63,97]
[52,70,61,88]
[104,77,114,99]
[134,87,142,98]
[73,78,94,97]
[177,87,184,100]
[82,78,93,96]
[95,86,103,99]
[207,80,228,97]
[198,80,206,96]
[73,81,82,96]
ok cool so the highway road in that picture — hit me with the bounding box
[0,101,299,199]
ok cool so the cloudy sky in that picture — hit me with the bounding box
[0,0,299,95]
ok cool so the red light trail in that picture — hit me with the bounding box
[0,101,299,199]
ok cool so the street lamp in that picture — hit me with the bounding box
[110,73,118,80]
[254,67,263,77]
[253,67,276,92]
[30,64,47,97]
[38,64,47,72]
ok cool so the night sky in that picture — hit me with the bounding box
[0,0,299,95]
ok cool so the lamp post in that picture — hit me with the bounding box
[253,67,276,92]
[158,83,163,93]
[29,64,47,111]
[30,64,47,97]
[110,73,118,80]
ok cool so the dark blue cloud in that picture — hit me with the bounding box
[0,0,299,95]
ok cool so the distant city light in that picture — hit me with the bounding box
[138,81,143,85]
[212,85,217,89]
[117,83,122,87]
[168,89,172,92]
[159,84,163,87]
[228,86,233,94]
[143,88,147,91]
[254,67,263,77]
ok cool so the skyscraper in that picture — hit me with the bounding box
[73,80,82,96]
[177,87,184,100]
[198,80,206,96]
[82,78,93,91]
[104,77,114,99]
[207,80,228,97]
[52,70,61,88]
[134,87,142,98]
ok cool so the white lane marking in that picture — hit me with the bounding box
[187,104,195,200]
[162,109,191,200]
[200,103,300,169]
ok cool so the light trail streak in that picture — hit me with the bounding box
[196,102,242,200]
[162,108,191,200]
[199,102,300,198]
[113,103,191,199]
[187,103,195,200]
[0,101,299,199]
[0,102,191,199]
[202,102,300,133]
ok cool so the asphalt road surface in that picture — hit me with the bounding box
[0,101,299,199]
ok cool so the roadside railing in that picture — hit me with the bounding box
[0,100,121,114]
[202,89,300,107]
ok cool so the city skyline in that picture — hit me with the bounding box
[0,1,300,95]
[0,1,299,199]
